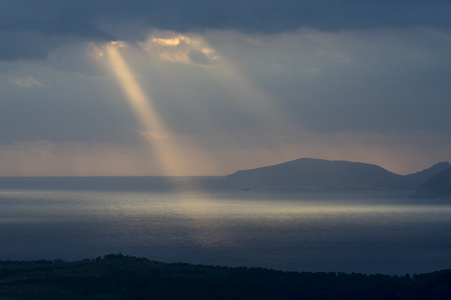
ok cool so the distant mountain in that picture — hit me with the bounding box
[411,167,451,198]
[403,162,451,188]
[221,158,451,191]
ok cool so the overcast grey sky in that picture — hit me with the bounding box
[1,0,451,176]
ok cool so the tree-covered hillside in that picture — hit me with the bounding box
[0,254,450,299]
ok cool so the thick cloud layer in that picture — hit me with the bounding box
[1,1,451,175]
[2,0,451,60]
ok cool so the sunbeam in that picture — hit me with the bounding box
[105,42,191,176]
[139,31,301,171]
[95,42,230,245]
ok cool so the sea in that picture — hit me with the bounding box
[0,176,450,275]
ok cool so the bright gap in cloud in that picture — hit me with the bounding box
[140,32,219,64]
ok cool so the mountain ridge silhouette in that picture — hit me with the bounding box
[221,158,451,191]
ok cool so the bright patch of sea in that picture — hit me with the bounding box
[1,177,451,275]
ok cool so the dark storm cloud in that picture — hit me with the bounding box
[1,0,451,61]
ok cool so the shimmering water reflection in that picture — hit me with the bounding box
[1,184,451,274]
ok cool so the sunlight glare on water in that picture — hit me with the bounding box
[1,183,451,274]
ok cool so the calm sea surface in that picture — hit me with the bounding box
[1,177,450,275]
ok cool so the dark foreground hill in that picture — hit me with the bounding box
[0,254,450,300]
[221,158,450,191]
[411,167,451,198]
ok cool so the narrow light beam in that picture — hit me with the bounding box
[106,43,190,176]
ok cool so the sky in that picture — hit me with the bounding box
[1,0,451,176]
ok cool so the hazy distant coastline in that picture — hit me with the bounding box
[219,158,451,194]
[1,157,450,197]
[411,167,451,198]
